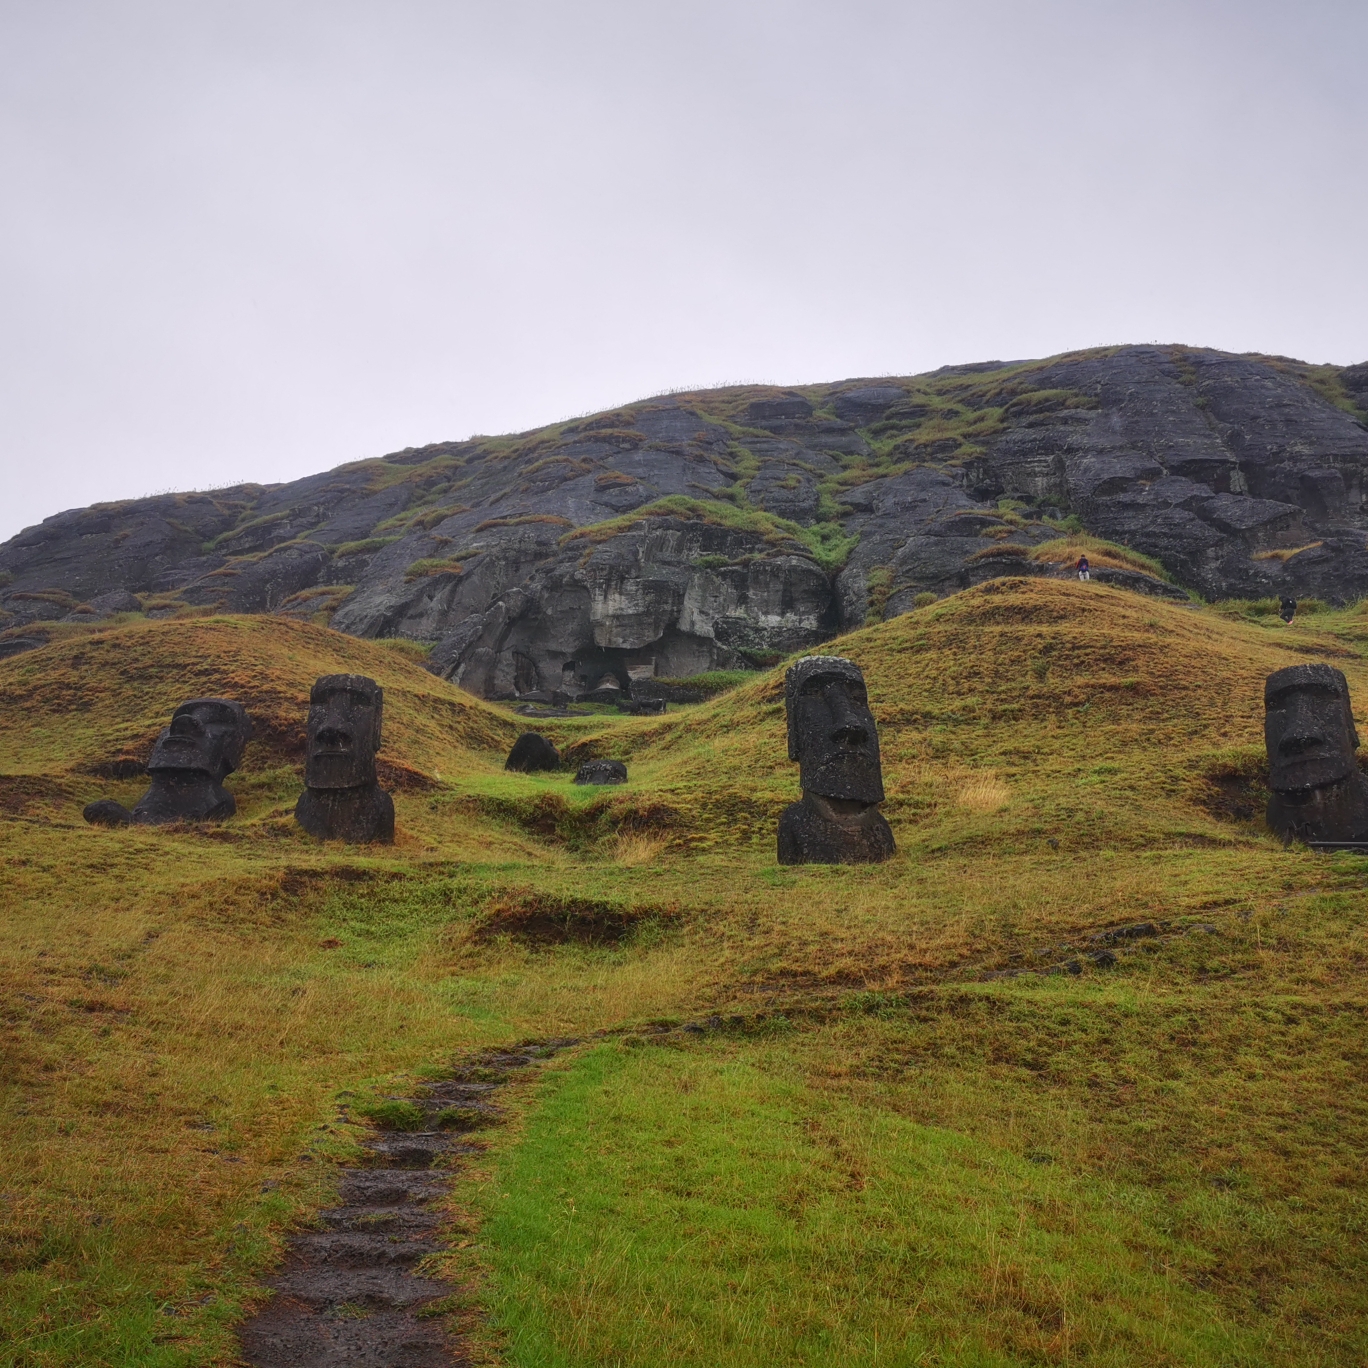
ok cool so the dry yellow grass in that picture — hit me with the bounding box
[1029,534,1171,579]
[0,613,518,783]
[613,831,670,866]
[955,770,1011,811]
[1252,541,1324,562]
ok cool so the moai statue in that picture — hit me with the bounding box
[1265,664,1368,845]
[777,656,895,865]
[83,698,251,826]
[294,674,395,843]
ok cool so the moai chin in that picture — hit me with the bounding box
[294,674,395,843]
[777,655,895,865]
[1265,664,1368,845]
[84,698,251,826]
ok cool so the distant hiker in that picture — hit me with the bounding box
[1076,555,1090,581]
[1279,597,1297,624]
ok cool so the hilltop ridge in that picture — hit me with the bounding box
[2,344,1366,697]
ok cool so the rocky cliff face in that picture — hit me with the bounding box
[3,346,1366,693]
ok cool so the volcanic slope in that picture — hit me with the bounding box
[1,580,1367,1366]
[4,345,1368,702]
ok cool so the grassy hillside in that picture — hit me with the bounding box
[2,582,1367,1365]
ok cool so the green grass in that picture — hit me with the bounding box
[331,535,402,559]
[481,982,1368,1365]
[651,670,758,697]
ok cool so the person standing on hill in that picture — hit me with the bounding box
[1280,597,1297,623]
[1076,554,1090,581]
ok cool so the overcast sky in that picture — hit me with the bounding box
[2,1,1365,541]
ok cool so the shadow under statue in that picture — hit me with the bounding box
[83,698,251,826]
[295,674,395,844]
[1265,663,1368,845]
[777,655,895,865]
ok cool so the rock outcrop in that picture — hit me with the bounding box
[3,346,1366,695]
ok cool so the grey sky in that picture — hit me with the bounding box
[2,0,1364,541]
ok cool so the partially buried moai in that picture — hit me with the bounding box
[1265,663,1368,845]
[777,655,895,865]
[294,674,395,843]
[83,698,251,826]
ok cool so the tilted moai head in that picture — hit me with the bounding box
[147,698,252,783]
[785,655,885,803]
[305,675,383,790]
[84,697,252,827]
[1265,664,1359,793]
[777,655,894,865]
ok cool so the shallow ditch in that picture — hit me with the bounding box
[237,1040,574,1368]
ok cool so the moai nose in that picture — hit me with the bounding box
[825,686,868,747]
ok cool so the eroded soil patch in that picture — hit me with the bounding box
[472,890,680,946]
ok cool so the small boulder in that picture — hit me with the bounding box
[86,589,142,617]
[583,675,624,705]
[574,759,627,786]
[505,732,560,773]
[84,799,133,827]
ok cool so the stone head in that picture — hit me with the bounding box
[1265,664,1359,792]
[147,698,251,782]
[305,674,383,789]
[785,655,884,803]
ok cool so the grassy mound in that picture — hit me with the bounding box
[3,581,1368,1365]
[551,575,1348,856]
[0,614,516,781]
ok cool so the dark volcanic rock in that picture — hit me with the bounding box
[505,732,560,772]
[83,798,132,827]
[7,347,1368,679]
[617,697,666,715]
[575,759,627,786]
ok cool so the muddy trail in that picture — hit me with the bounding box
[238,1040,573,1368]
